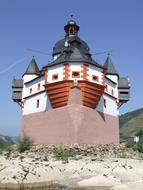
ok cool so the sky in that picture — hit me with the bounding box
[0,0,143,136]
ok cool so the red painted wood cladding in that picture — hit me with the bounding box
[45,80,73,108]
[78,80,105,109]
[45,80,105,109]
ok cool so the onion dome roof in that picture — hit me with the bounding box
[43,19,105,69]
[53,35,90,56]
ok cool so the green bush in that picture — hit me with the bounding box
[53,145,76,162]
[126,141,136,149]
[126,141,143,153]
[18,136,33,153]
[136,141,143,153]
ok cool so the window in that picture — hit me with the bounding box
[104,99,106,108]
[111,89,114,96]
[72,71,80,78]
[37,83,41,91]
[36,99,40,108]
[120,91,128,94]
[29,88,32,94]
[52,74,58,80]
[105,85,108,92]
[92,75,99,82]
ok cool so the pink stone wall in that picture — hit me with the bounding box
[21,104,119,145]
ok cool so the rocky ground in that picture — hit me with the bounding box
[0,144,143,190]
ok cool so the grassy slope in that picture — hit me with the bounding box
[119,108,143,138]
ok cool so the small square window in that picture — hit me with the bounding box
[92,75,99,82]
[29,88,32,94]
[52,74,58,80]
[72,71,80,78]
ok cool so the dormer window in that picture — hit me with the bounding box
[72,71,80,78]
[52,74,58,81]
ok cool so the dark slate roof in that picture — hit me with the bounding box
[53,35,89,56]
[118,77,130,89]
[104,56,118,75]
[24,57,40,76]
[12,78,23,88]
[44,46,105,69]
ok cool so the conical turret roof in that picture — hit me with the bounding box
[104,56,118,75]
[24,57,40,75]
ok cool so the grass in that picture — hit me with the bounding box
[53,145,76,162]
[0,143,12,152]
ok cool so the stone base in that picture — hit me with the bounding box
[21,104,119,145]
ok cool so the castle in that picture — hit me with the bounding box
[12,19,130,145]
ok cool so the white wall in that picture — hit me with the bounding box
[88,65,103,85]
[96,95,119,116]
[47,65,64,83]
[22,92,51,115]
[22,75,52,115]
[105,78,118,98]
[69,63,83,80]
[106,75,118,84]
[23,74,38,83]
[23,76,45,99]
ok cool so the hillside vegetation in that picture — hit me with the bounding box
[120,108,143,139]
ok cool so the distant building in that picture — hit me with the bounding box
[12,19,130,145]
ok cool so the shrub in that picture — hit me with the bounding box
[53,145,76,162]
[18,136,33,153]
[136,141,143,153]
[126,141,143,153]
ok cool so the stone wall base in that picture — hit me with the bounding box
[21,105,119,145]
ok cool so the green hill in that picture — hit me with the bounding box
[0,134,14,145]
[119,108,143,139]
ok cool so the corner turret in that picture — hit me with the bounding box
[23,57,40,83]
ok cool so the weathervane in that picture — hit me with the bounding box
[70,13,74,20]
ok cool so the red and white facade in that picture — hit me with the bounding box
[12,20,130,145]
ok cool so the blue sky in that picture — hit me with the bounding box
[0,0,143,136]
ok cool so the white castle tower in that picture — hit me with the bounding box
[12,19,130,144]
